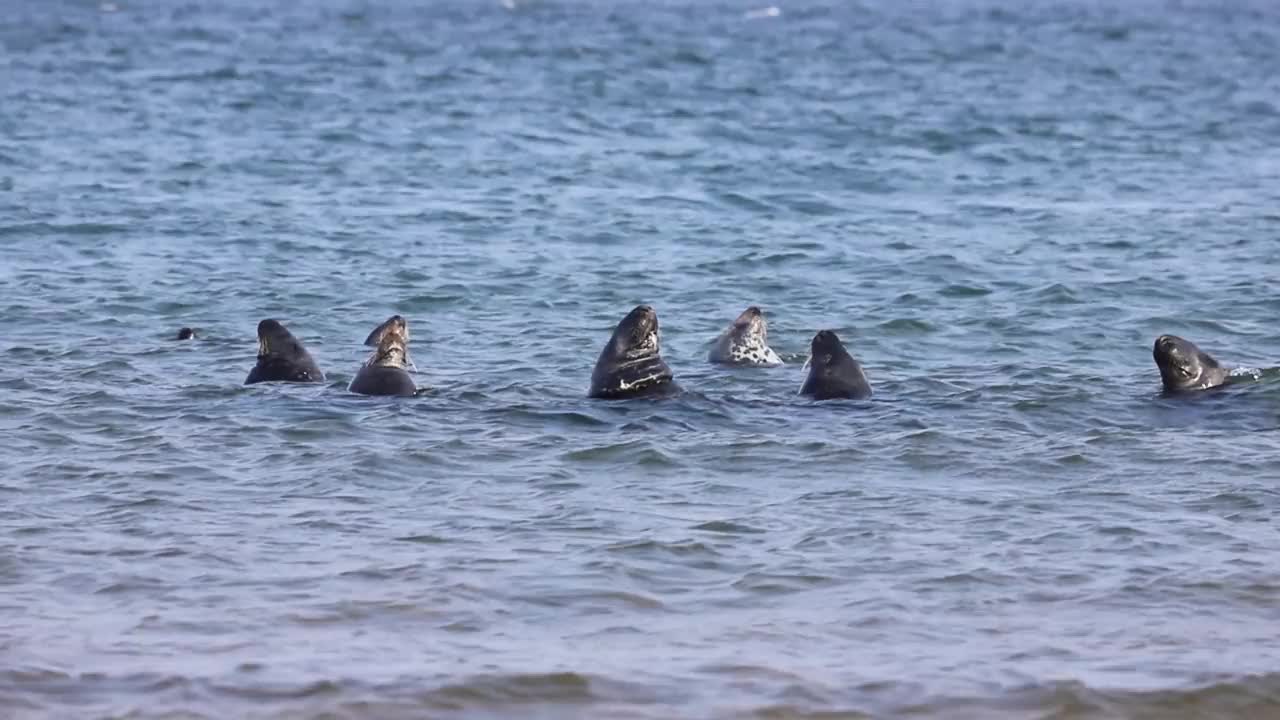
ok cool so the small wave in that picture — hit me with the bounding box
[938,284,992,298]
[764,193,844,216]
[149,66,242,83]
[714,191,773,213]
[520,588,666,611]
[876,318,934,334]
[908,675,1280,720]
[0,222,127,238]
[1028,282,1081,304]
[691,520,767,535]
[394,534,450,544]
[603,537,722,558]
[562,442,683,467]
[732,571,837,594]
[210,678,342,701]
[670,49,712,67]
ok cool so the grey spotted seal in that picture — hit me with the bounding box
[1153,334,1230,393]
[244,319,325,384]
[349,315,417,397]
[799,330,871,400]
[708,306,783,366]
[588,304,679,399]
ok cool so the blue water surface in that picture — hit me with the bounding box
[3,0,1280,717]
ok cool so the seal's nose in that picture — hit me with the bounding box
[1155,335,1175,351]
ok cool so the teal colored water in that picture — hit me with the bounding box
[3,1,1280,717]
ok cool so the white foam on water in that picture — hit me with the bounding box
[744,6,781,20]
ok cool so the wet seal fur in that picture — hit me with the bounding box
[588,304,678,399]
[1153,334,1230,393]
[708,306,783,366]
[349,315,417,397]
[244,319,325,384]
[175,327,196,340]
[799,330,871,400]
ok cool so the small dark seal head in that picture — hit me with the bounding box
[799,330,872,400]
[244,319,325,384]
[1153,334,1230,392]
[588,304,679,399]
[708,306,783,366]
[363,314,408,348]
[349,315,417,397]
[176,327,196,340]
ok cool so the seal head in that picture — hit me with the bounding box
[588,304,678,399]
[708,306,783,366]
[799,330,871,400]
[363,314,408,348]
[244,319,325,384]
[349,315,417,397]
[176,327,196,340]
[1153,334,1229,392]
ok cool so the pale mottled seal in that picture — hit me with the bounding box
[708,306,783,366]
[799,330,871,400]
[588,304,678,399]
[1153,334,1230,393]
[349,315,417,397]
[244,319,325,384]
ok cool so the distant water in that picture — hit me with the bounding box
[3,0,1280,717]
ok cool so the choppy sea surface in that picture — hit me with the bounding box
[4,0,1280,717]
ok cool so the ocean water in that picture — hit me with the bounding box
[3,0,1280,717]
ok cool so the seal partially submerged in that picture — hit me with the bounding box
[175,327,196,341]
[799,330,871,400]
[349,315,417,397]
[1153,334,1230,393]
[588,304,678,399]
[245,319,325,384]
[708,306,783,366]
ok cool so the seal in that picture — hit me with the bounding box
[244,319,325,384]
[799,330,872,400]
[1153,334,1230,392]
[175,327,196,340]
[588,304,679,399]
[349,315,417,397]
[708,306,783,366]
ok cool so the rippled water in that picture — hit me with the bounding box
[4,0,1280,717]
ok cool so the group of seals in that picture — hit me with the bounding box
[586,307,1259,401]
[240,316,417,396]
[177,311,1255,401]
[588,304,872,401]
